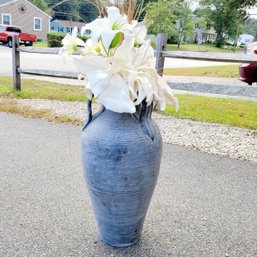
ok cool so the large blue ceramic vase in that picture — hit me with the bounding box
[81,100,163,247]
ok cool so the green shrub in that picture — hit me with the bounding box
[47,32,89,47]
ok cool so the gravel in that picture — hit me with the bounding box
[11,99,257,164]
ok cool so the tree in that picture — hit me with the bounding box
[29,0,52,15]
[230,0,257,8]
[176,0,194,48]
[144,0,177,37]
[48,0,99,22]
[198,0,246,47]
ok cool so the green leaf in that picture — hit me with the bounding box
[109,32,122,49]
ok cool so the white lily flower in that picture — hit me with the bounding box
[107,6,128,30]
[133,24,147,45]
[81,18,110,45]
[60,6,178,113]
[61,27,85,55]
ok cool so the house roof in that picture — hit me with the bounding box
[54,19,86,29]
[0,0,16,6]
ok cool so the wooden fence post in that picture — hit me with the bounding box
[12,35,21,90]
[155,33,167,77]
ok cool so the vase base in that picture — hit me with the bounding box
[101,236,140,247]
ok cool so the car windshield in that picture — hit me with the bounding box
[6,27,21,33]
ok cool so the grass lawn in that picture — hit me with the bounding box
[0,77,256,130]
[0,77,86,102]
[164,64,240,78]
[33,41,48,48]
[163,95,257,130]
[167,43,244,53]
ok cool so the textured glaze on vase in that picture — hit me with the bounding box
[82,100,162,247]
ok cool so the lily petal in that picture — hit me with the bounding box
[107,6,122,23]
[87,70,110,97]
[72,26,78,38]
[97,74,136,113]
[73,55,110,74]
[100,29,117,51]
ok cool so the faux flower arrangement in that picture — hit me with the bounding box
[60,6,178,113]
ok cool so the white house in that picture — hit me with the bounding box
[50,19,90,35]
[0,0,51,41]
[237,34,254,46]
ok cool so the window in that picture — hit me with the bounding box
[2,14,11,25]
[34,17,42,31]
[82,29,91,35]
[0,25,4,32]
[6,26,21,33]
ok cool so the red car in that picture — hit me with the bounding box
[239,41,257,85]
[0,24,37,48]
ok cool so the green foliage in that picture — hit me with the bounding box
[109,32,122,49]
[176,0,195,47]
[144,0,178,37]
[47,32,66,47]
[198,0,247,48]
[28,0,99,23]
[49,0,80,21]
[230,0,257,8]
[28,0,52,15]
[47,32,89,47]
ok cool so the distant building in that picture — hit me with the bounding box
[237,34,254,46]
[50,19,90,35]
[0,0,51,41]
[194,24,217,44]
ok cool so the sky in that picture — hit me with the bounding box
[247,5,257,18]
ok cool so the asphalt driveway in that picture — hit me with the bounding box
[0,113,257,257]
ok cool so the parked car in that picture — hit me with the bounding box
[0,24,37,48]
[239,41,257,85]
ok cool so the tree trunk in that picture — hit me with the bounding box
[233,24,240,53]
[177,27,183,48]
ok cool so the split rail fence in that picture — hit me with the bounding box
[12,34,257,90]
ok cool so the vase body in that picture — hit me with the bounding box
[81,103,162,247]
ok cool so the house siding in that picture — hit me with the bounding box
[0,0,50,41]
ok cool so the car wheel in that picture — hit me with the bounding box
[7,38,12,48]
[25,42,33,47]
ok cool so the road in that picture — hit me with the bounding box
[1,113,257,257]
[0,44,233,76]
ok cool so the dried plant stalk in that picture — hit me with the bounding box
[118,3,125,15]
[127,0,135,23]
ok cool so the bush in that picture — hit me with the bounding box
[167,35,177,44]
[47,32,89,47]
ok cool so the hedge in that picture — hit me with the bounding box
[47,32,89,47]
